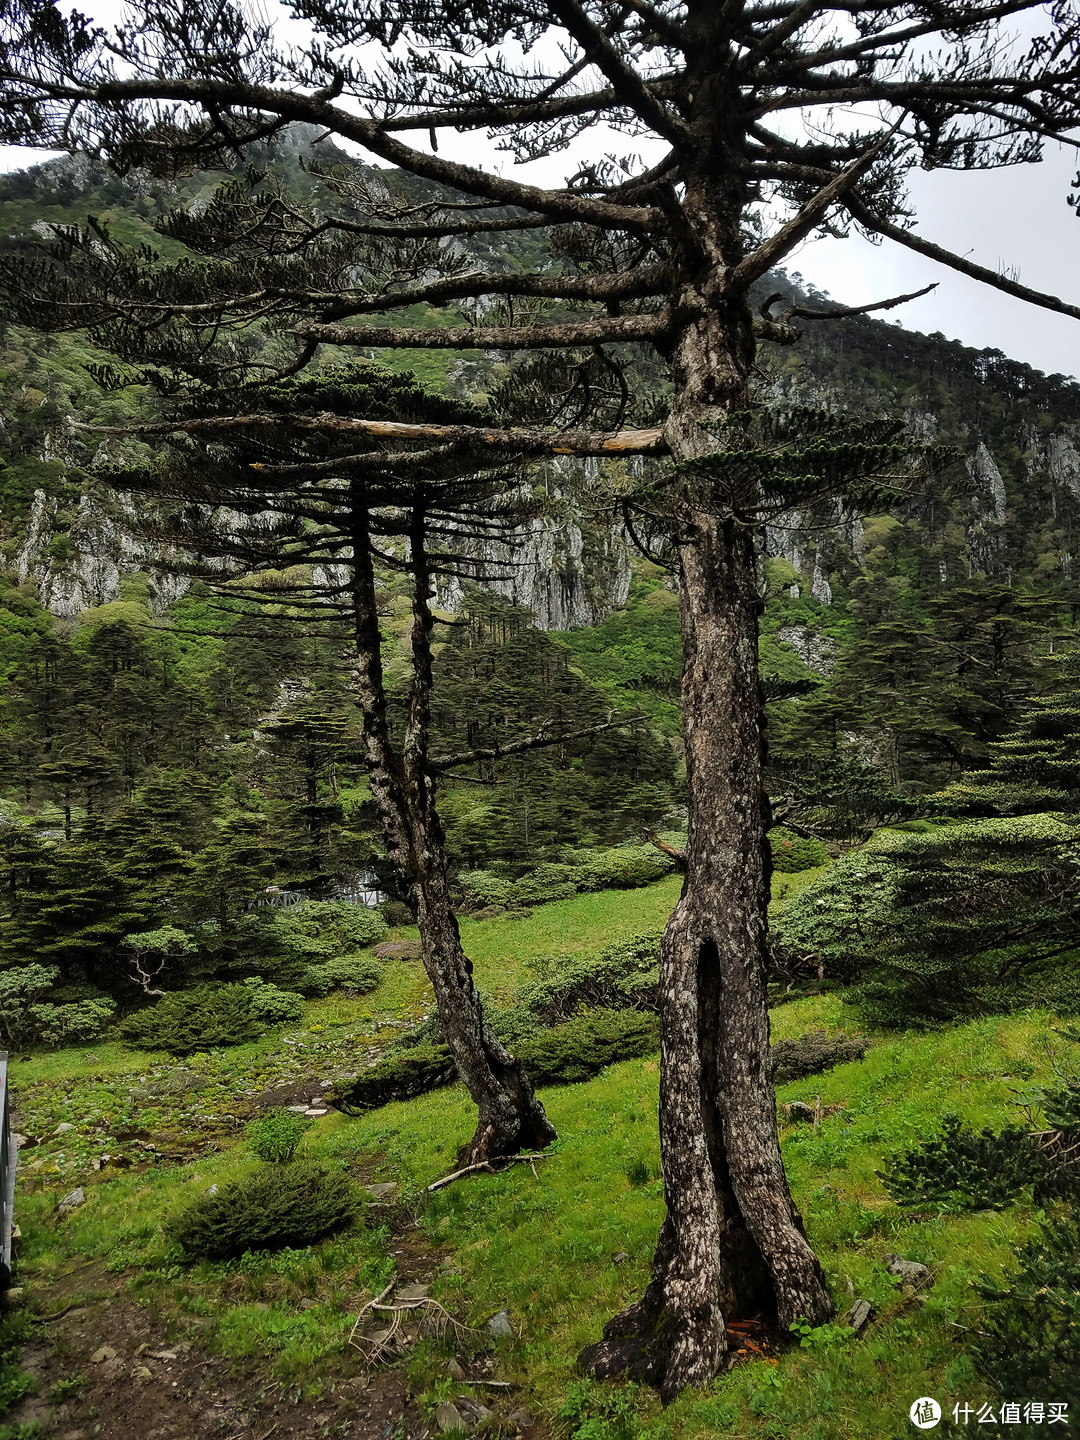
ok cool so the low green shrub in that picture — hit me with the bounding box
[772,817,1080,1026]
[329,1044,459,1115]
[246,1109,310,1163]
[769,826,830,873]
[771,1029,867,1083]
[577,844,676,891]
[296,954,384,998]
[379,899,414,927]
[167,1162,361,1259]
[457,845,675,912]
[244,978,304,1023]
[121,980,303,1055]
[27,997,115,1046]
[517,930,663,1024]
[0,964,60,1047]
[517,1008,659,1086]
[268,899,387,959]
[973,1208,1080,1405]
[878,1113,1041,1212]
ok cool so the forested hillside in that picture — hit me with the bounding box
[1,117,1080,1440]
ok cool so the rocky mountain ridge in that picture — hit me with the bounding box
[2,133,1079,628]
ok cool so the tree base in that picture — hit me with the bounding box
[577,1300,669,1387]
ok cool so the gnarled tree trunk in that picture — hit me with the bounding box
[581,125,832,1395]
[349,499,556,1163]
[407,819,557,1162]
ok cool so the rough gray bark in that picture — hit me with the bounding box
[349,499,555,1163]
[581,30,833,1388]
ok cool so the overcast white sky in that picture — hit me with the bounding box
[3,8,1080,382]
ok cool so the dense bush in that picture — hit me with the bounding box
[769,826,830,873]
[243,977,304,1023]
[380,900,414,927]
[771,1029,867,1084]
[517,1008,659,1085]
[246,1109,309,1163]
[167,1162,361,1259]
[457,844,675,912]
[771,817,1080,1026]
[0,964,116,1047]
[121,980,304,1054]
[27,996,116,1046]
[329,1043,459,1115]
[296,954,384,998]
[973,1209,1080,1405]
[516,930,663,1024]
[878,1113,1041,1212]
[269,899,387,957]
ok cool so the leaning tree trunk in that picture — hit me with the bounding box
[406,807,557,1163]
[348,497,556,1164]
[581,192,832,1398]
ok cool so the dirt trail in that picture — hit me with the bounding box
[8,1269,430,1440]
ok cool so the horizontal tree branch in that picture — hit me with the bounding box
[79,413,669,456]
[846,195,1080,325]
[18,77,663,235]
[759,281,939,325]
[291,312,670,350]
[429,714,642,772]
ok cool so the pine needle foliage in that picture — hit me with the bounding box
[167,1161,361,1260]
[670,408,956,520]
[120,980,303,1054]
[973,1209,1080,1405]
[877,1113,1041,1212]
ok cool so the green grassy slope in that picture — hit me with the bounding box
[8,877,1071,1439]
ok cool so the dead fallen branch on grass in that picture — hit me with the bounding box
[428,1153,550,1192]
[349,1281,475,1366]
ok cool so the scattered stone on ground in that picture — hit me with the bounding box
[57,1187,85,1214]
[785,1101,816,1123]
[435,1400,466,1433]
[365,1182,399,1199]
[446,1357,467,1381]
[396,1283,431,1302]
[611,1251,630,1265]
[90,1345,117,1363]
[884,1254,930,1286]
[847,1299,873,1333]
[487,1309,514,1339]
[458,1396,494,1423]
[509,1407,533,1432]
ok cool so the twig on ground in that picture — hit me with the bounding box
[428,1153,550,1192]
[349,1285,474,1367]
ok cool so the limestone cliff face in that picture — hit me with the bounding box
[16,463,633,632]
[437,483,633,631]
[16,486,190,619]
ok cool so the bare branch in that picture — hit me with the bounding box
[546,0,690,147]
[732,124,900,289]
[645,829,686,870]
[429,714,644,773]
[846,195,1080,325]
[759,282,939,325]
